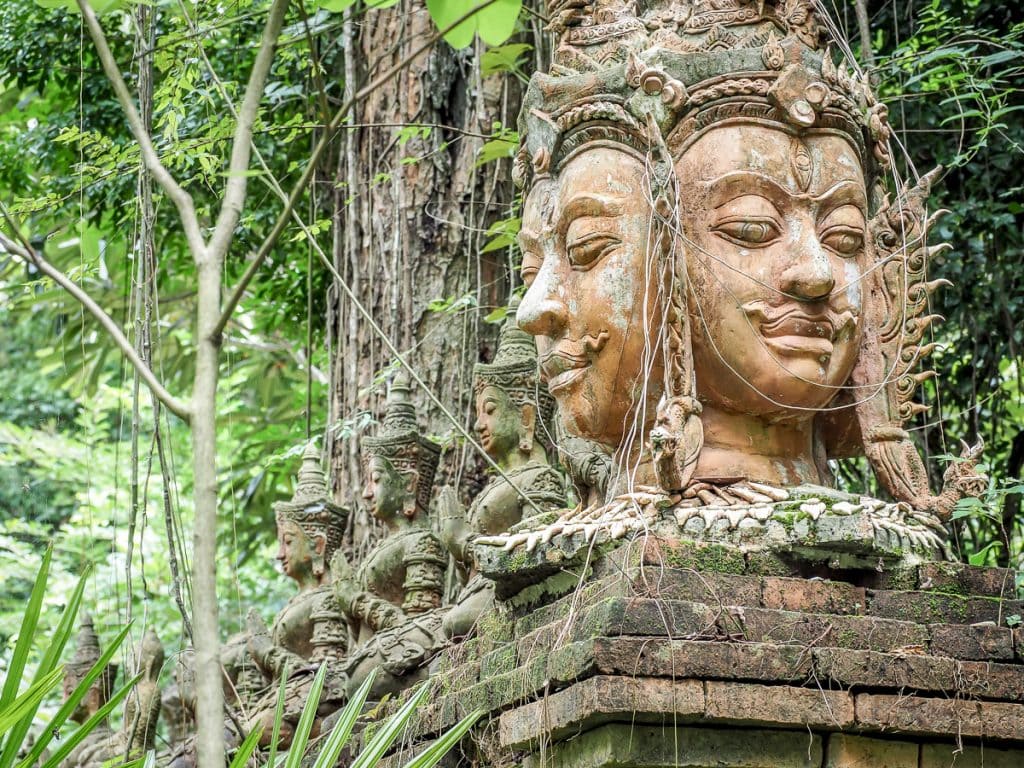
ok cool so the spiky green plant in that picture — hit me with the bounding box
[0,546,136,768]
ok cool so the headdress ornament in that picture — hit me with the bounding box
[273,442,349,563]
[66,614,117,698]
[361,372,441,515]
[513,0,888,194]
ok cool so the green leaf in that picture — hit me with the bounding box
[350,683,432,768]
[18,620,133,767]
[313,0,358,10]
[228,725,264,768]
[283,664,328,768]
[266,664,290,768]
[425,0,522,50]
[39,673,143,768]
[310,670,378,768]
[0,668,65,737]
[399,708,482,768]
[481,43,531,77]
[968,541,1002,566]
[0,546,50,712]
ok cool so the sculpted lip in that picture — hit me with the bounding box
[744,303,851,358]
[539,331,610,393]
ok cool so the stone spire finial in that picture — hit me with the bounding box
[66,613,117,702]
[380,370,417,434]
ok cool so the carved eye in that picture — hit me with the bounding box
[712,218,781,248]
[821,226,864,257]
[567,233,621,269]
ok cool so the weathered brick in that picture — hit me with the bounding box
[867,589,1023,625]
[762,577,866,615]
[921,742,1024,768]
[825,734,918,768]
[813,647,957,692]
[499,675,704,749]
[633,568,763,605]
[718,606,928,652]
[569,597,719,642]
[929,622,1015,661]
[855,693,1024,741]
[918,562,1017,598]
[592,637,811,683]
[518,723,822,768]
[958,659,1024,701]
[1015,627,1024,660]
[704,681,854,728]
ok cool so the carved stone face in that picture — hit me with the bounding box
[677,124,867,418]
[475,384,520,460]
[276,519,316,583]
[518,147,665,449]
[361,455,411,521]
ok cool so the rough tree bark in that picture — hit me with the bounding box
[328,0,532,551]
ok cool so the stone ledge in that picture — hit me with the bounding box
[855,693,1024,741]
[866,589,1023,626]
[920,742,1024,768]
[517,722,823,768]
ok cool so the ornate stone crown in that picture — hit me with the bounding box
[273,442,349,561]
[514,0,890,195]
[361,372,442,514]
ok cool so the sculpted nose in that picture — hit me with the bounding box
[517,273,568,338]
[779,235,835,301]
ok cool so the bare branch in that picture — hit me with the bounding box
[0,229,192,422]
[213,0,502,339]
[206,0,290,263]
[77,0,207,258]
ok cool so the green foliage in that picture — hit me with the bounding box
[425,0,522,49]
[0,548,135,768]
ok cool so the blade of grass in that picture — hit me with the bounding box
[0,547,54,768]
[310,669,378,768]
[399,709,482,768]
[265,661,290,768]
[282,664,327,768]
[0,546,51,709]
[0,668,65,736]
[18,621,133,767]
[37,672,143,768]
[350,683,431,768]
[228,724,263,768]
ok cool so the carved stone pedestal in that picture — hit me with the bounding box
[379,535,1024,768]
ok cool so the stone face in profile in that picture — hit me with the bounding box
[244,442,349,747]
[439,299,567,638]
[484,0,985,563]
[331,373,447,699]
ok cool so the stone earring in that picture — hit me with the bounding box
[402,471,420,519]
[519,403,537,454]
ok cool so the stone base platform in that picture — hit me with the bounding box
[375,535,1024,768]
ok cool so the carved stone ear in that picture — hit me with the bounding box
[402,471,420,519]
[311,534,327,577]
[519,403,537,453]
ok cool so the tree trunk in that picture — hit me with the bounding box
[327,0,529,550]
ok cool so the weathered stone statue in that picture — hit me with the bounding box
[244,442,349,746]
[61,616,162,768]
[477,0,985,564]
[331,373,447,699]
[438,299,567,637]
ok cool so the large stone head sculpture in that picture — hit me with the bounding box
[514,0,982,520]
[474,296,556,463]
[360,373,442,523]
[273,442,349,584]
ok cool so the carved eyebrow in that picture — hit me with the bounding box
[814,180,867,213]
[519,227,541,251]
[709,172,792,210]
[556,192,626,231]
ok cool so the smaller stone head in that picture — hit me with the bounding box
[273,442,349,584]
[63,614,117,724]
[474,296,555,463]
[360,372,441,523]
